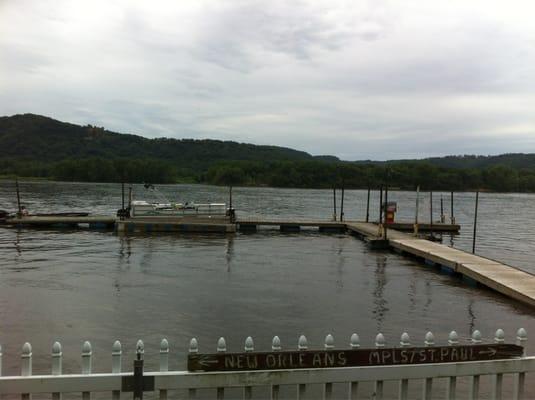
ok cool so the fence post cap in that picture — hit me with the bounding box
[189,338,199,353]
[272,336,281,351]
[495,329,505,343]
[324,334,334,349]
[52,341,62,356]
[400,332,410,347]
[350,333,360,348]
[471,330,482,343]
[424,331,435,345]
[517,328,527,340]
[112,340,122,353]
[22,342,32,356]
[244,336,254,352]
[217,337,227,352]
[136,340,144,355]
[160,338,169,353]
[448,331,458,344]
[298,335,308,350]
[375,333,385,347]
[82,341,92,355]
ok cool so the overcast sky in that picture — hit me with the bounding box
[1,0,534,160]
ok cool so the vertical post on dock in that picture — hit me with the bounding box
[414,186,420,235]
[384,184,388,240]
[15,178,22,216]
[333,187,337,221]
[472,190,479,254]
[440,195,444,223]
[121,181,125,210]
[366,187,370,223]
[340,185,345,222]
[229,186,233,210]
[379,186,383,225]
[430,191,434,231]
[450,191,455,224]
[378,186,383,237]
[128,185,133,209]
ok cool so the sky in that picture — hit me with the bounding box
[1,0,534,160]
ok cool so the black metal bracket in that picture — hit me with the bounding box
[121,356,155,398]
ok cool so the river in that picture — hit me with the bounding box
[0,181,533,398]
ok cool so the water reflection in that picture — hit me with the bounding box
[14,230,21,256]
[467,298,476,336]
[372,254,388,332]
[225,234,234,273]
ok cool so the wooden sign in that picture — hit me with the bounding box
[188,344,522,372]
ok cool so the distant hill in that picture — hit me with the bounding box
[1,113,535,191]
[354,154,535,170]
[418,154,535,170]
[0,114,330,171]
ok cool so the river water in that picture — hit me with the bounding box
[0,181,534,398]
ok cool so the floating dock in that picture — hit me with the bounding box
[237,219,346,232]
[347,222,535,308]
[116,217,236,233]
[5,215,116,229]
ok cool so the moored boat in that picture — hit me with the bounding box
[129,200,227,218]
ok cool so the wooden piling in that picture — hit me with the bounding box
[440,195,444,223]
[472,191,479,254]
[128,185,133,209]
[429,191,433,235]
[340,186,345,222]
[379,186,383,225]
[366,187,370,223]
[15,178,22,216]
[332,187,337,222]
[451,191,455,224]
[414,186,420,235]
[384,184,388,240]
[121,181,125,210]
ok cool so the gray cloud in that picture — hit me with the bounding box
[1,0,534,160]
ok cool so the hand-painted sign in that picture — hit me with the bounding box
[187,344,522,372]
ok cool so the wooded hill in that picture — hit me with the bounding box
[1,114,535,192]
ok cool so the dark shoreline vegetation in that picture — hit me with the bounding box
[3,158,535,193]
[2,113,535,192]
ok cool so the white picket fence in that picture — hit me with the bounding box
[0,328,533,399]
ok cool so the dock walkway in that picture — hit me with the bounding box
[6,215,116,228]
[347,222,535,308]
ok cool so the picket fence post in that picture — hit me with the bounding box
[112,340,122,400]
[445,331,458,400]
[160,338,169,400]
[271,336,281,400]
[189,338,198,399]
[374,333,385,400]
[349,333,360,400]
[422,331,435,400]
[216,337,226,400]
[52,342,62,400]
[297,335,308,399]
[21,342,32,400]
[82,341,92,400]
[323,334,334,399]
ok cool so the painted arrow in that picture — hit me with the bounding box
[478,348,497,357]
[198,356,219,367]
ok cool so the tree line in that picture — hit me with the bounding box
[2,157,535,192]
